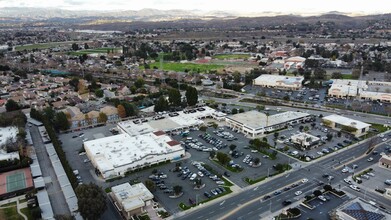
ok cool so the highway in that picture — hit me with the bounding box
[173,136,391,220]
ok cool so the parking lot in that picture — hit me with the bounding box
[270,114,360,162]
[298,192,350,220]
[58,123,297,214]
[351,165,391,195]
[171,126,293,187]
[243,85,328,105]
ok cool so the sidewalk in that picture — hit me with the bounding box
[0,195,28,220]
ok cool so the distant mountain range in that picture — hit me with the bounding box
[0,7,390,31]
[0,7,376,21]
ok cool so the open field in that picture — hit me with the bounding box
[146,62,225,73]
[0,203,23,220]
[213,54,251,60]
[15,41,89,51]
[68,47,121,55]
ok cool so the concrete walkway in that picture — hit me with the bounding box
[0,195,28,220]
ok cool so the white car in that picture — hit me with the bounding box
[295,191,302,196]
[342,168,349,173]
[301,178,308,183]
[382,138,387,142]
[197,171,204,177]
[367,157,374,162]
[344,178,352,184]
[318,195,327,202]
[349,184,360,192]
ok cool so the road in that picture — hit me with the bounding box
[29,125,71,216]
[173,135,391,220]
[201,93,391,125]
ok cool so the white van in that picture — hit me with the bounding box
[190,173,197,181]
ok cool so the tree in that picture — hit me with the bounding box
[209,151,216,159]
[326,133,333,141]
[195,178,202,188]
[199,126,207,132]
[95,89,104,98]
[185,86,198,106]
[84,43,89,50]
[168,88,181,107]
[216,152,231,166]
[337,131,342,138]
[84,73,93,82]
[117,104,126,118]
[274,132,279,140]
[323,184,333,192]
[313,190,322,197]
[71,43,79,51]
[304,126,309,132]
[54,112,70,131]
[5,99,20,112]
[69,78,80,91]
[256,105,265,111]
[231,108,238,114]
[314,68,326,80]
[229,144,237,151]
[239,108,245,113]
[154,96,169,112]
[75,183,107,220]
[134,78,145,88]
[173,185,183,196]
[253,157,260,165]
[97,112,108,124]
[352,68,361,79]
[145,180,156,192]
[299,125,304,131]
[331,72,342,79]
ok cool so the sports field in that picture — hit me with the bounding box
[147,62,224,73]
[213,54,251,60]
[0,168,33,196]
[6,173,26,193]
[68,47,121,56]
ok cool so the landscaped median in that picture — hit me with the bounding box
[301,185,346,210]
[244,163,291,185]
[274,207,301,220]
[178,186,232,211]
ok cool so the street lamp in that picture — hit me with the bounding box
[267,167,271,177]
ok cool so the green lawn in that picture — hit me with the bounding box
[146,62,224,73]
[213,54,251,60]
[15,41,87,51]
[20,207,33,220]
[0,205,23,220]
[341,74,356,79]
[68,47,120,56]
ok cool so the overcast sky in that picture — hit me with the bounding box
[0,0,390,14]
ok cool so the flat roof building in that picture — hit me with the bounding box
[322,115,370,137]
[117,106,225,136]
[328,79,391,102]
[110,183,154,219]
[253,75,304,90]
[291,132,320,149]
[226,110,311,137]
[84,131,184,179]
[379,154,391,171]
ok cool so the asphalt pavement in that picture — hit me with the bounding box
[172,133,391,220]
[29,125,71,216]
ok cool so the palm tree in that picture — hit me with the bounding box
[173,185,182,196]
[265,112,270,127]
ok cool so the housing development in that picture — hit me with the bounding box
[0,3,391,220]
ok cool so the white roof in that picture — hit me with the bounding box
[84,132,182,173]
[33,177,45,188]
[0,126,18,146]
[253,74,304,86]
[112,183,154,212]
[226,111,310,130]
[118,106,217,136]
[323,114,370,130]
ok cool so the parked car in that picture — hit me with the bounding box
[318,195,327,202]
[295,191,302,196]
[350,184,361,191]
[367,157,374,162]
[282,200,292,206]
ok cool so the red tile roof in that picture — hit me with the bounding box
[166,140,180,147]
[153,130,165,136]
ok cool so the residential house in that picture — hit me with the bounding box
[100,106,119,122]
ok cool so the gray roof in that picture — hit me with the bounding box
[37,190,54,220]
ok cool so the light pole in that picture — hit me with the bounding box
[267,167,271,177]
[196,194,199,206]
